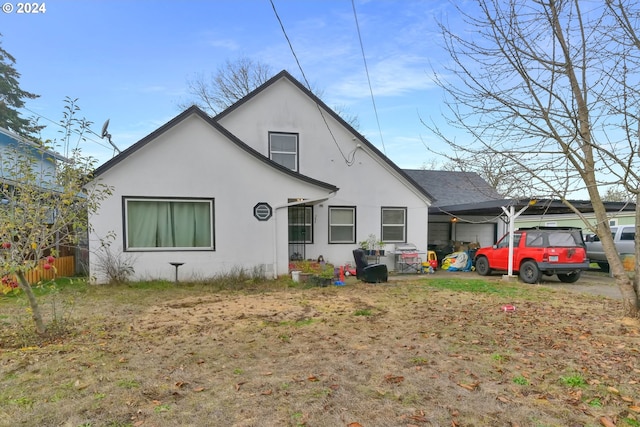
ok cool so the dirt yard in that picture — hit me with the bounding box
[0,274,638,427]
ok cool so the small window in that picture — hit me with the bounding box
[124,198,214,251]
[620,227,635,241]
[329,207,355,243]
[269,132,298,171]
[288,205,312,243]
[381,207,406,242]
[526,232,545,247]
[547,232,577,246]
[497,234,521,248]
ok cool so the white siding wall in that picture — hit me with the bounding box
[217,78,430,268]
[89,114,332,283]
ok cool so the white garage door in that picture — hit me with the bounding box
[454,223,496,247]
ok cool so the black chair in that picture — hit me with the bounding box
[352,249,388,283]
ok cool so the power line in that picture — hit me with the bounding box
[352,0,386,155]
[21,106,116,153]
[268,0,356,166]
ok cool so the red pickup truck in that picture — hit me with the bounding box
[474,227,590,284]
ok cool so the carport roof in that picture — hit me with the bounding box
[431,198,636,216]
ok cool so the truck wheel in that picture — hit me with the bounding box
[475,256,491,276]
[557,271,582,283]
[519,261,541,284]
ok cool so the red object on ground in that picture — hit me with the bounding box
[501,304,516,312]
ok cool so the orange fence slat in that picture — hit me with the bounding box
[7,256,75,283]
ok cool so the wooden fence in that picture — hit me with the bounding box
[7,255,75,283]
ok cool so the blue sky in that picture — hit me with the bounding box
[1,0,464,168]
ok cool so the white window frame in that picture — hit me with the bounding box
[124,197,215,251]
[329,206,356,243]
[381,207,407,242]
[269,132,298,172]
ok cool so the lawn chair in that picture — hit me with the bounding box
[352,249,388,283]
[397,251,422,273]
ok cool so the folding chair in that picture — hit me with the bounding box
[398,252,422,273]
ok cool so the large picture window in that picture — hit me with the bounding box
[381,207,406,242]
[329,206,355,243]
[269,132,298,171]
[124,197,214,251]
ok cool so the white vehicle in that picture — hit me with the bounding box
[584,225,635,271]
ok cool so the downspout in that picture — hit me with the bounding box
[271,191,337,279]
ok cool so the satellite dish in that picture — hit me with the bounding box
[101,119,111,138]
[99,118,121,154]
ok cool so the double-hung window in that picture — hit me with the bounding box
[329,206,355,243]
[124,197,214,251]
[269,132,298,171]
[381,207,406,242]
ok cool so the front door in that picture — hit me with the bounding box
[288,205,312,261]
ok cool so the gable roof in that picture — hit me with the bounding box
[215,70,434,203]
[403,169,502,208]
[92,106,338,192]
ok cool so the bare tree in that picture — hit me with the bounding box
[180,56,361,129]
[181,56,273,115]
[428,0,640,317]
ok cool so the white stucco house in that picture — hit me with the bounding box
[87,71,434,283]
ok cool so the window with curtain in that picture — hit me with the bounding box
[329,206,355,243]
[269,132,298,171]
[125,198,214,250]
[381,207,406,242]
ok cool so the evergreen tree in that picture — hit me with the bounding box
[0,34,40,137]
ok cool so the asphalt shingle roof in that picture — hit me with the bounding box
[402,169,503,207]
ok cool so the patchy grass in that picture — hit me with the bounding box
[0,274,638,427]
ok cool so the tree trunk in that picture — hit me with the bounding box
[16,271,46,335]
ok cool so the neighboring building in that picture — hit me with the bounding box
[88,71,434,283]
[515,211,635,230]
[0,127,67,192]
[0,127,80,276]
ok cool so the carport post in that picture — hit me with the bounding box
[500,203,532,278]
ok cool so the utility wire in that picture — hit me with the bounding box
[352,0,386,155]
[22,106,116,153]
[268,0,356,166]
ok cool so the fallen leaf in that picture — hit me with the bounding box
[629,405,640,413]
[607,386,620,394]
[193,387,205,392]
[134,421,144,427]
[384,374,405,384]
[308,375,319,382]
[599,416,615,427]
[457,382,479,391]
[347,423,363,427]
[235,381,246,391]
[261,389,272,395]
